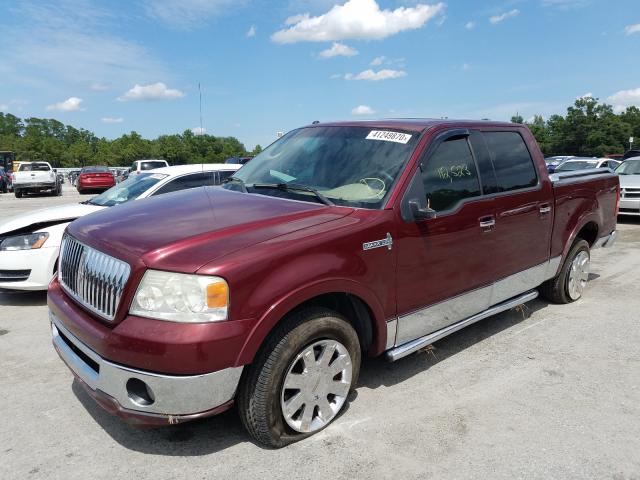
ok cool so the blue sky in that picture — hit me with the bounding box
[1,0,639,150]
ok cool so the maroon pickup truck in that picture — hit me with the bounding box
[48,120,618,447]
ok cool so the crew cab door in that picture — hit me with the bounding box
[394,130,498,345]
[477,130,554,304]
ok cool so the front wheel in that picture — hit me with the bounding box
[237,307,361,448]
[14,189,22,198]
[540,239,590,304]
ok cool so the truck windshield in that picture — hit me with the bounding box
[225,126,419,208]
[19,163,50,171]
[616,160,640,175]
[555,161,598,172]
[139,161,167,171]
[86,173,168,207]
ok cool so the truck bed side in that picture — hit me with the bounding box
[549,170,618,261]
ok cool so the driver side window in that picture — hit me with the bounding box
[421,137,481,212]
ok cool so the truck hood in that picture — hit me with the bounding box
[619,175,640,188]
[0,202,104,235]
[68,187,354,272]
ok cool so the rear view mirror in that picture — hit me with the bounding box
[409,200,437,221]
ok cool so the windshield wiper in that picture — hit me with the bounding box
[251,183,334,206]
[80,199,97,205]
[223,176,248,193]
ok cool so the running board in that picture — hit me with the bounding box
[386,290,539,362]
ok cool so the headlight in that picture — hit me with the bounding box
[130,270,229,323]
[0,232,49,251]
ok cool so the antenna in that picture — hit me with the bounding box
[198,82,203,136]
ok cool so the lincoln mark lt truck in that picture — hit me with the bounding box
[48,120,618,447]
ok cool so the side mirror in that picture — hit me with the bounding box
[409,200,437,221]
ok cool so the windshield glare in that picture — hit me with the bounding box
[140,161,167,171]
[616,160,640,175]
[88,173,167,207]
[226,126,419,208]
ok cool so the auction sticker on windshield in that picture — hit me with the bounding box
[366,131,412,144]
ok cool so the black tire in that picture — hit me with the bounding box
[14,189,22,198]
[540,239,590,304]
[237,307,361,448]
[77,189,85,195]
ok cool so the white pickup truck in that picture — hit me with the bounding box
[13,161,62,198]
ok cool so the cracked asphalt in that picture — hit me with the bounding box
[1,185,639,479]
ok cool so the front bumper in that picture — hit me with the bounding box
[619,198,640,216]
[51,311,243,424]
[0,246,58,290]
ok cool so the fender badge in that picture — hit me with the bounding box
[363,233,393,251]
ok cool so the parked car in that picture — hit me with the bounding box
[48,119,618,447]
[12,161,61,197]
[554,158,620,172]
[0,164,241,291]
[76,166,116,194]
[130,159,169,176]
[544,155,574,173]
[616,157,640,216]
[605,153,624,160]
[622,149,640,160]
[0,167,11,193]
[224,156,253,165]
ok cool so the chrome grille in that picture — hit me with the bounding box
[59,235,131,321]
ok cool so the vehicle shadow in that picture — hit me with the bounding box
[358,298,550,390]
[71,380,254,455]
[617,217,640,226]
[0,289,47,306]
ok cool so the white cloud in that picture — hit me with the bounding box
[465,21,475,30]
[118,83,185,102]
[577,92,593,100]
[143,0,244,29]
[489,9,520,24]
[0,104,8,112]
[46,97,84,112]
[351,104,376,115]
[101,117,123,123]
[370,56,386,66]
[625,24,640,35]
[462,63,471,71]
[272,0,445,43]
[247,25,256,37]
[345,68,407,81]
[329,73,343,79]
[608,87,640,113]
[191,126,206,134]
[319,42,359,58]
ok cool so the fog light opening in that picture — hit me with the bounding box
[126,378,155,406]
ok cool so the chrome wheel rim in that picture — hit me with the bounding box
[567,250,590,300]
[280,339,352,433]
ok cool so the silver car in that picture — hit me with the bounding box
[617,157,640,216]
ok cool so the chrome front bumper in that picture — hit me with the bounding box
[593,230,617,249]
[50,311,243,417]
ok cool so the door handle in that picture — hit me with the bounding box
[539,204,551,214]
[479,218,496,230]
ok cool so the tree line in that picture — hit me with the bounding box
[511,97,640,157]
[0,113,262,168]
[2,96,639,168]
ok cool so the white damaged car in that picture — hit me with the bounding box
[0,163,241,290]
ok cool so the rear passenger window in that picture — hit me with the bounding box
[422,137,481,212]
[217,170,235,184]
[484,132,538,192]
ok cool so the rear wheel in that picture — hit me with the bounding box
[14,189,22,198]
[237,307,361,448]
[540,239,590,304]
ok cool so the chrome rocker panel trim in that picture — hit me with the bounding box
[593,230,616,249]
[50,311,243,416]
[386,290,539,362]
